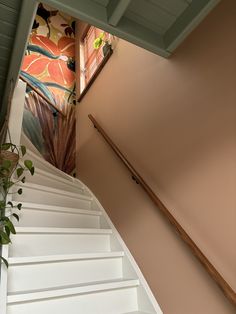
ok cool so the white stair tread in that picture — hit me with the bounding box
[9,251,124,265]
[15,227,112,234]
[34,167,84,191]
[16,182,92,201]
[13,202,102,216]
[25,149,75,181]
[7,279,139,304]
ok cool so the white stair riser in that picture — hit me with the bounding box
[15,209,100,229]
[25,172,83,194]
[24,154,69,179]
[9,234,111,257]
[8,257,123,293]
[13,186,91,209]
[7,287,138,314]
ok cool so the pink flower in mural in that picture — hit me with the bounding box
[22,35,75,86]
[22,55,50,75]
[31,35,75,57]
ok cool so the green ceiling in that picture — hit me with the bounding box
[42,0,221,56]
[0,0,220,130]
[0,0,37,129]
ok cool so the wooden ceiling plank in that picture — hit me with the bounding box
[0,0,21,10]
[93,0,110,7]
[164,0,221,52]
[125,10,166,35]
[0,33,14,48]
[0,56,9,68]
[126,0,176,30]
[0,46,11,60]
[0,3,18,25]
[0,0,37,127]
[42,0,167,56]
[42,0,107,25]
[153,0,189,16]
[0,20,16,38]
[107,0,132,26]
[117,16,169,57]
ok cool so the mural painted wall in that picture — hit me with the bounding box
[22,3,76,104]
[21,3,76,174]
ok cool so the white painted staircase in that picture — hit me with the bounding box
[3,148,163,314]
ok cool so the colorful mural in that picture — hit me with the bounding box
[22,3,76,104]
[21,4,76,174]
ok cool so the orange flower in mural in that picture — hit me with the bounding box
[22,35,75,86]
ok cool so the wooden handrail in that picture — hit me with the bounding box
[19,75,65,117]
[88,114,236,306]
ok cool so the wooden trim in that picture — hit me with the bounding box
[88,114,236,306]
[19,75,65,117]
[77,49,113,103]
[81,24,92,41]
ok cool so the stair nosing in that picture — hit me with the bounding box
[25,150,84,189]
[8,251,125,265]
[25,149,75,180]
[15,227,112,235]
[33,168,85,191]
[12,201,102,216]
[7,279,139,304]
[15,182,92,201]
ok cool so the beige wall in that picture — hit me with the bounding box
[76,0,236,313]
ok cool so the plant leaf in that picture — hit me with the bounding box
[99,32,105,39]
[12,213,19,222]
[2,160,12,170]
[17,188,23,195]
[0,231,11,244]
[93,37,103,49]
[24,160,33,170]
[5,220,16,234]
[20,145,26,156]
[1,143,11,150]
[0,200,6,209]
[17,167,24,178]
[17,203,22,210]
[5,226,10,237]
[29,166,35,176]
[0,256,8,267]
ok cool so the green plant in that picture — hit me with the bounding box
[0,143,34,267]
[93,32,109,49]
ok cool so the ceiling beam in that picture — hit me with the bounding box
[42,0,107,25]
[107,0,131,26]
[42,0,168,57]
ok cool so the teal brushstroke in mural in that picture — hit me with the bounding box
[23,109,46,155]
[27,44,60,59]
[21,71,57,107]
[43,82,76,95]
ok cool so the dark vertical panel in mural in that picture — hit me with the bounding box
[21,3,76,174]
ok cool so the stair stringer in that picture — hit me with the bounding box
[77,180,163,314]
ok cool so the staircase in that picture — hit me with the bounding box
[4,148,162,314]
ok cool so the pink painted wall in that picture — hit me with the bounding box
[76,0,236,313]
